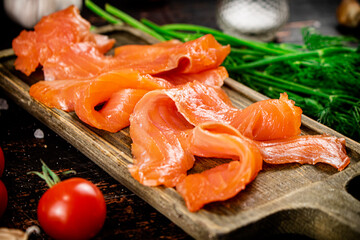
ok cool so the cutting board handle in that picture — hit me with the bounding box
[276,166,360,239]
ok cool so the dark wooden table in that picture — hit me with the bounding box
[0,0,358,239]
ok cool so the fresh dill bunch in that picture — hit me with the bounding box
[263,52,360,97]
[318,103,360,139]
[302,27,358,50]
[318,53,360,96]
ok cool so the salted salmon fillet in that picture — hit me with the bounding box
[129,90,195,187]
[77,88,149,132]
[43,42,113,81]
[166,82,302,141]
[128,82,238,187]
[256,134,350,171]
[153,66,228,87]
[29,79,93,111]
[176,122,263,212]
[129,82,349,211]
[74,70,174,132]
[113,34,231,74]
[12,6,115,76]
[30,69,172,132]
[233,93,303,140]
[42,34,230,80]
[129,82,300,188]
[14,7,351,213]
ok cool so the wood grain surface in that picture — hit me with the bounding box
[1,1,360,239]
[0,25,359,239]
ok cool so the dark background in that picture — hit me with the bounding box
[0,0,359,239]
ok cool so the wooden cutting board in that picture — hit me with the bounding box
[0,25,359,240]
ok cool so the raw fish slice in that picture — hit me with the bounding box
[154,66,228,87]
[176,122,263,212]
[43,42,113,81]
[233,93,302,140]
[43,42,229,85]
[29,79,93,111]
[129,82,350,211]
[114,34,230,74]
[12,31,39,76]
[129,91,195,187]
[74,70,172,132]
[165,83,301,141]
[256,134,350,171]
[12,6,115,76]
[94,89,149,131]
[167,81,238,126]
[88,33,116,54]
[113,39,182,58]
[42,34,230,80]
[129,82,238,188]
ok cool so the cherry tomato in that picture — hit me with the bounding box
[0,147,4,177]
[37,177,106,240]
[0,180,7,217]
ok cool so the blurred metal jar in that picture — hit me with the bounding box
[217,0,289,41]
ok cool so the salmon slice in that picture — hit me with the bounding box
[113,39,182,58]
[42,34,230,80]
[128,82,295,188]
[30,69,229,133]
[128,82,238,187]
[176,122,263,212]
[165,83,302,140]
[233,93,302,140]
[12,6,115,76]
[129,82,350,211]
[167,81,238,126]
[29,79,93,111]
[129,90,195,187]
[43,41,229,85]
[30,69,172,132]
[154,66,228,87]
[256,134,350,171]
[73,70,173,132]
[114,34,231,74]
[43,42,113,81]
[88,88,149,131]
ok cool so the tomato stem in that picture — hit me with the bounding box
[62,170,77,175]
[27,160,63,188]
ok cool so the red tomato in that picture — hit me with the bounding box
[0,147,4,177]
[37,178,106,240]
[0,180,7,217]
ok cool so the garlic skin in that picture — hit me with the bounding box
[56,0,83,11]
[4,0,83,29]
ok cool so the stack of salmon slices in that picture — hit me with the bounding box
[13,6,350,212]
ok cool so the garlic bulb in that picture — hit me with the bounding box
[56,0,83,11]
[4,0,83,29]
[337,0,360,28]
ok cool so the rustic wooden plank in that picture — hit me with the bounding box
[0,26,359,239]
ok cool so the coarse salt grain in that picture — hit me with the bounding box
[34,129,44,139]
[0,98,9,110]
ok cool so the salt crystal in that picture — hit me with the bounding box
[34,129,44,139]
[0,98,9,110]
